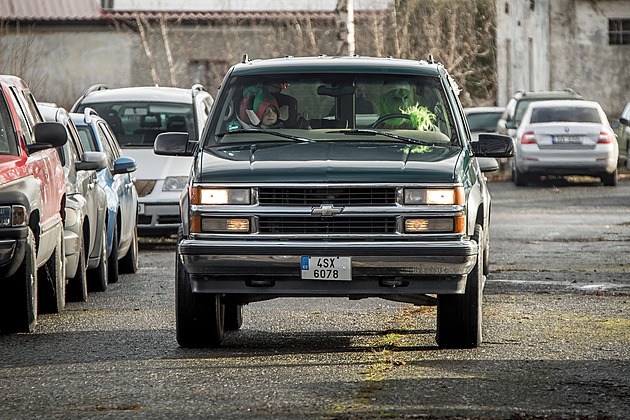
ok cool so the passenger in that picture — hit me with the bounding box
[242,85,287,129]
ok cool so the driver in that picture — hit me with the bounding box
[377,81,416,129]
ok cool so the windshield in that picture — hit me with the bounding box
[206,74,458,147]
[78,102,193,148]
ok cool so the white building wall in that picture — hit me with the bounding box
[550,0,630,116]
[498,0,630,117]
[0,28,134,108]
[496,0,550,107]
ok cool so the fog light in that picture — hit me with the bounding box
[405,218,454,233]
[201,218,250,233]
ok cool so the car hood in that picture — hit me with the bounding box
[122,147,193,180]
[196,142,462,183]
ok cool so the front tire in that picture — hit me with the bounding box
[88,226,108,292]
[601,169,617,187]
[0,228,37,333]
[107,223,119,284]
[175,229,224,348]
[513,168,529,187]
[224,302,243,331]
[38,227,65,314]
[436,225,484,349]
[66,235,88,302]
[119,223,138,274]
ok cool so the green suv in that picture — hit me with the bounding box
[155,56,514,349]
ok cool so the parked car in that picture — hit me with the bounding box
[512,99,618,186]
[497,89,584,140]
[615,101,630,168]
[71,84,214,236]
[40,104,108,302]
[465,106,505,172]
[155,55,515,349]
[0,76,67,333]
[70,108,139,289]
[464,106,505,141]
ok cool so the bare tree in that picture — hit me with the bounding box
[387,0,497,106]
[0,22,48,93]
[335,0,355,56]
[159,16,178,87]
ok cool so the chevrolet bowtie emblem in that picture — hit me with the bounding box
[311,204,343,217]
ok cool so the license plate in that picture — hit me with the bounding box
[138,203,145,215]
[553,135,582,144]
[301,256,351,281]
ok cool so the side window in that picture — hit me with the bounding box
[96,124,115,169]
[23,92,44,124]
[99,122,121,159]
[67,122,85,156]
[6,91,34,145]
[76,125,98,152]
[0,95,18,155]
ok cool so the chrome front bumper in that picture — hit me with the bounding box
[179,239,478,296]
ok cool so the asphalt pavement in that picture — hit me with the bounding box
[0,176,629,419]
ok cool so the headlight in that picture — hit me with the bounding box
[162,176,188,192]
[403,187,464,205]
[190,187,251,205]
[0,205,27,227]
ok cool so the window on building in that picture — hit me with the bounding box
[609,19,630,45]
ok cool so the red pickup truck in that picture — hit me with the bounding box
[0,76,68,333]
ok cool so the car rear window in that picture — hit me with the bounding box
[530,106,600,124]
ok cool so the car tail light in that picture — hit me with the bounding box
[597,131,612,144]
[521,131,537,144]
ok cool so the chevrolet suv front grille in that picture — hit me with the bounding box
[258,187,396,206]
[258,216,397,234]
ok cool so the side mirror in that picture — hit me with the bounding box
[112,156,137,175]
[28,121,67,153]
[471,133,515,158]
[620,117,629,126]
[154,132,194,157]
[76,151,107,171]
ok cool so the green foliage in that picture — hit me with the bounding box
[401,103,436,131]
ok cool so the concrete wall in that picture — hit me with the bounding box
[0,26,134,109]
[496,0,551,107]
[497,0,630,117]
[0,17,362,107]
[550,0,630,116]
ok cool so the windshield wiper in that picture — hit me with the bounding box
[326,129,437,146]
[215,129,313,143]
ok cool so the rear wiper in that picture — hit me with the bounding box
[216,129,313,143]
[326,129,435,146]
